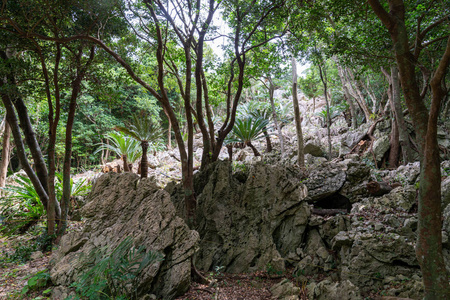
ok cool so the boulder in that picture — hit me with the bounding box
[50,173,199,300]
[270,279,301,300]
[366,135,390,163]
[331,226,420,294]
[304,162,347,202]
[307,280,361,300]
[340,123,370,149]
[304,142,325,157]
[168,161,309,273]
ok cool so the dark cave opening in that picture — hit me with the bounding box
[314,193,352,212]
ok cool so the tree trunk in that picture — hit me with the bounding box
[268,77,284,154]
[391,66,413,164]
[104,139,110,163]
[384,69,400,168]
[140,142,148,178]
[42,42,61,236]
[122,154,130,172]
[0,83,49,210]
[247,141,261,157]
[317,60,332,160]
[0,120,11,188]
[388,114,400,168]
[10,95,48,195]
[58,80,79,239]
[345,67,372,122]
[226,144,233,161]
[1,50,49,196]
[368,1,450,297]
[335,59,357,128]
[263,128,272,153]
[292,57,305,168]
[57,46,94,240]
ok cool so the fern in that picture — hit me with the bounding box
[70,237,164,300]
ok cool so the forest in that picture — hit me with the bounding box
[0,0,449,299]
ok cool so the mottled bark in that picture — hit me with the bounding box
[388,112,400,168]
[292,57,304,167]
[42,42,61,236]
[0,120,11,188]
[1,93,49,209]
[391,66,413,164]
[247,141,261,157]
[122,154,130,172]
[335,59,357,128]
[268,77,284,154]
[345,67,372,122]
[263,128,272,153]
[57,45,95,239]
[317,60,332,160]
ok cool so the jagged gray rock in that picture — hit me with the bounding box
[50,173,199,300]
[270,279,301,300]
[304,141,325,157]
[168,161,309,273]
[307,280,361,300]
[442,177,450,209]
[304,162,347,202]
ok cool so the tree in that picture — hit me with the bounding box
[368,0,450,297]
[291,57,305,167]
[228,117,270,157]
[95,131,142,172]
[313,49,332,160]
[0,0,123,238]
[116,114,162,178]
[0,118,11,189]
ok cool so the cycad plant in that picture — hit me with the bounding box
[0,173,91,234]
[0,174,44,233]
[95,132,142,172]
[249,108,273,152]
[116,115,163,178]
[228,117,270,157]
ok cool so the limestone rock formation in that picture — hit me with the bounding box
[270,279,301,300]
[304,141,325,157]
[50,173,199,300]
[307,280,361,300]
[168,161,309,273]
[303,162,347,202]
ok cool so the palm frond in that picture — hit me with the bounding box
[229,117,270,144]
[95,132,142,163]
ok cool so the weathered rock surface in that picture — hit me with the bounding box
[304,162,347,202]
[270,279,301,300]
[167,161,309,273]
[304,141,325,157]
[50,173,199,300]
[307,279,361,300]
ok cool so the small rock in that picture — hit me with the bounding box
[30,251,44,260]
[270,279,300,300]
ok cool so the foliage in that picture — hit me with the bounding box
[115,114,164,152]
[21,270,50,295]
[0,175,45,233]
[0,173,91,234]
[69,237,164,300]
[1,244,35,264]
[266,263,283,276]
[228,117,270,145]
[315,103,348,126]
[94,131,142,164]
